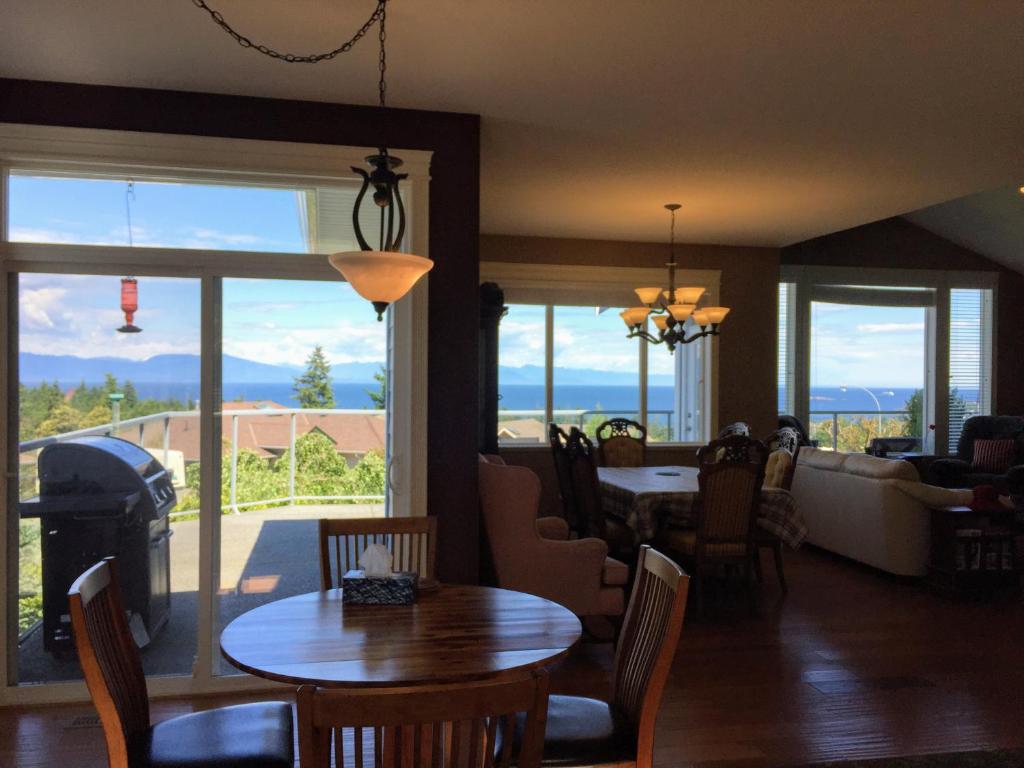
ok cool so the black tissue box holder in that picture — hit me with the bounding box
[341,570,418,605]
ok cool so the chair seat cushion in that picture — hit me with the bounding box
[661,527,747,557]
[497,695,636,767]
[133,702,294,768]
[602,556,629,586]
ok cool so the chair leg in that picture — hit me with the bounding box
[773,541,788,593]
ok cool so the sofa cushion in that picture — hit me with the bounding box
[843,452,920,481]
[971,439,1016,473]
[796,447,847,472]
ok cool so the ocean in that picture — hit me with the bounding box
[119,381,949,416]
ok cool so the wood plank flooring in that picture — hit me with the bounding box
[2,546,1023,767]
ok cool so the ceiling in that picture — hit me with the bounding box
[1,0,1023,248]
[904,186,1024,273]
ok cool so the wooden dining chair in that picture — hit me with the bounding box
[549,422,581,535]
[595,418,647,468]
[297,670,550,768]
[497,545,689,768]
[68,557,293,768]
[319,516,438,589]
[567,428,636,561]
[658,435,767,615]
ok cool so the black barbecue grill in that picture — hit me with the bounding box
[19,436,177,653]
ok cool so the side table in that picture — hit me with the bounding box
[927,505,1020,598]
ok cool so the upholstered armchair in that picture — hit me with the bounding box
[927,416,1024,492]
[479,457,627,619]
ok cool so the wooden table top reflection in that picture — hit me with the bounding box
[220,584,583,688]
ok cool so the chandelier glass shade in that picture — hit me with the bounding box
[621,203,730,353]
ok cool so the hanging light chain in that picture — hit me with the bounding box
[378,1,387,108]
[191,0,386,64]
[125,180,136,249]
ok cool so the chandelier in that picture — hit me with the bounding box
[620,204,729,353]
[193,0,433,321]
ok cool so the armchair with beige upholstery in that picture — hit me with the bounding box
[479,456,628,619]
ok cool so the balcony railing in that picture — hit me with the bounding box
[808,409,914,453]
[497,408,677,441]
[19,407,387,519]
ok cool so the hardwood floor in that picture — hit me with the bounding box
[2,546,1023,767]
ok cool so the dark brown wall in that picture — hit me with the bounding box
[782,217,1024,414]
[0,78,482,583]
[481,235,783,438]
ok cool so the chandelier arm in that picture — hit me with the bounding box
[391,175,408,248]
[191,0,386,64]
[627,328,664,345]
[350,168,373,251]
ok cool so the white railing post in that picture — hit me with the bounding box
[162,416,171,470]
[831,413,839,452]
[288,412,296,503]
[230,414,239,514]
[138,420,145,448]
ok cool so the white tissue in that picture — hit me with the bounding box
[359,543,394,578]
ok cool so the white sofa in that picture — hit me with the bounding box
[791,448,972,576]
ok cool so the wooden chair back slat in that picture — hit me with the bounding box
[611,546,690,766]
[68,557,150,768]
[319,517,438,589]
[548,423,578,531]
[565,428,607,540]
[297,672,549,768]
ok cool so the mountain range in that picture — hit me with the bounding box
[19,353,672,387]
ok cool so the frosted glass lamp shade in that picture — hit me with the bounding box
[329,250,434,318]
[652,314,669,331]
[674,286,705,304]
[622,307,652,327]
[692,309,711,326]
[667,303,695,322]
[634,286,663,305]
[703,306,730,324]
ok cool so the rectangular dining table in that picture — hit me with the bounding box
[598,465,808,548]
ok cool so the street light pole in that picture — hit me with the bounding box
[841,385,882,432]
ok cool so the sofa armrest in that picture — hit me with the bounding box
[893,479,973,508]
[926,457,971,488]
[536,516,570,540]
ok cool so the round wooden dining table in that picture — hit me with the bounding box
[220,584,583,688]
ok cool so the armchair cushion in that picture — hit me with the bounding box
[971,439,1016,473]
[537,516,570,540]
[660,527,747,558]
[601,557,629,586]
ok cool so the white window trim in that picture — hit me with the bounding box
[482,261,722,446]
[779,264,997,454]
[0,124,430,704]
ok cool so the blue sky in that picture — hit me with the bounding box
[11,175,385,367]
[10,174,942,386]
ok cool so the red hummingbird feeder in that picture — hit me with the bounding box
[117,277,142,333]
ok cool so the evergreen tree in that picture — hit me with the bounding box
[293,346,335,408]
[366,365,387,409]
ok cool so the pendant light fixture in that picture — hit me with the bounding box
[620,204,729,353]
[193,0,432,320]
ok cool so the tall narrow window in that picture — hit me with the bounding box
[948,288,993,451]
[777,282,795,415]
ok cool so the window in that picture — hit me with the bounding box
[948,288,993,451]
[0,125,430,702]
[489,263,720,446]
[778,266,995,455]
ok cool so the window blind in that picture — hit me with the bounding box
[948,288,992,452]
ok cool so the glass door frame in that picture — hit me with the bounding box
[0,124,430,704]
[781,264,997,455]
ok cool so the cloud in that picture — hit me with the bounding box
[20,287,69,330]
[855,322,925,333]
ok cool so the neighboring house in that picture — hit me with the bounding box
[163,401,385,467]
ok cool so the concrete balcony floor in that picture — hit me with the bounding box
[17,503,384,685]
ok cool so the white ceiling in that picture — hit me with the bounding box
[2,0,1023,248]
